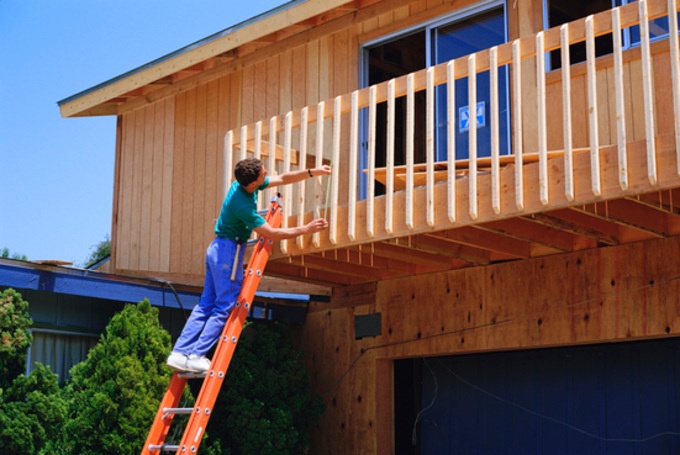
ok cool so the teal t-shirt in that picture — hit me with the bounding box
[214,177,269,241]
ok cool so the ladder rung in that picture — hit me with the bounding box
[163,407,193,415]
[147,444,179,452]
[178,371,206,379]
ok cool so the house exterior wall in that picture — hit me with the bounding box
[110,0,544,281]
[298,234,680,454]
[102,0,680,451]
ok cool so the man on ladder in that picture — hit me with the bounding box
[166,157,331,374]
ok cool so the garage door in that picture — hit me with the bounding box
[398,339,680,454]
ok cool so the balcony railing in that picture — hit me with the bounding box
[224,0,680,259]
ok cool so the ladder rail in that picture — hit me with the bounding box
[142,195,283,454]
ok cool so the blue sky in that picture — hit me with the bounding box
[0,0,284,265]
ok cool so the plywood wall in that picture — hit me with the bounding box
[299,234,680,454]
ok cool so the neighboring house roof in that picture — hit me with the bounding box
[57,0,356,118]
[1,257,200,310]
[0,258,312,322]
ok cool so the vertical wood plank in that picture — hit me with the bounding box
[536,32,548,205]
[140,104,155,271]
[561,24,575,201]
[468,53,478,220]
[426,66,436,226]
[160,98,175,272]
[512,39,524,211]
[224,131,233,198]
[586,15,602,196]
[640,0,657,185]
[490,46,500,215]
[612,8,629,191]
[205,81,220,255]
[406,73,415,229]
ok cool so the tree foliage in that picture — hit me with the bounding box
[83,235,111,268]
[0,288,33,390]
[0,248,27,261]
[57,300,176,454]
[0,289,66,454]
[209,321,325,455]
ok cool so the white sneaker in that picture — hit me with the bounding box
[166,351,190,372]
[185,354,211,373]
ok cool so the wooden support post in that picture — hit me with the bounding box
[669,0,680,177]
[406,73,415,229]
[367,86,377,238]
[586,15,602,196]
[386,79,395,234]
[330,96,341,244]
[612,7,629,191]
[468,53,478,220]
[512,39,524,211]
[561,24,575,201]
[490,46,501,215]
[640,0,657,185]
[426,66,436,227]
[298,107,309,250]
[447,60,457,223]
[536,31,549,205]
[313,101,325,247]
[349,91,359,241]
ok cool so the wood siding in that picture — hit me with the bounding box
[300,234,680,454]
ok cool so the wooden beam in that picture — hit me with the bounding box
[430,227,531,259]
[411,234,491,265]
[479,218,592,252]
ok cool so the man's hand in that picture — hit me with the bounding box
[305,218,329,234]
[309,165,332,177]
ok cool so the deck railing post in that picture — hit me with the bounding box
[386,79,395,235]
[490,46,501,214]
[536,31,549,205]
[468,53,478,220]
[406,73,415,229]
[367,86,377,238]
[298,107,309,249]
[670,0,680,177]
[447,60,457,223]
[612,7,629,191]
[640,0,658,185]
[586,15,602,197]
[512,39,524,211]
[561,24,575,201]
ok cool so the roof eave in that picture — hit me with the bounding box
[58,0,354,118]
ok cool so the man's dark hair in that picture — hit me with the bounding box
[234,158,263,187]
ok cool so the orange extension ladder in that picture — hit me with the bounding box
[142,195,283,454]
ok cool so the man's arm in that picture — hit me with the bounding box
[253,217,329,241]
[267,165,331,187]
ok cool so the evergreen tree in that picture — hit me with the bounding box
[209,321,324,455]
[58,300,178,454]
[0,289,66,454]
[0,288,32,390]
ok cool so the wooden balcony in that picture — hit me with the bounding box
[228,0,680,288]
